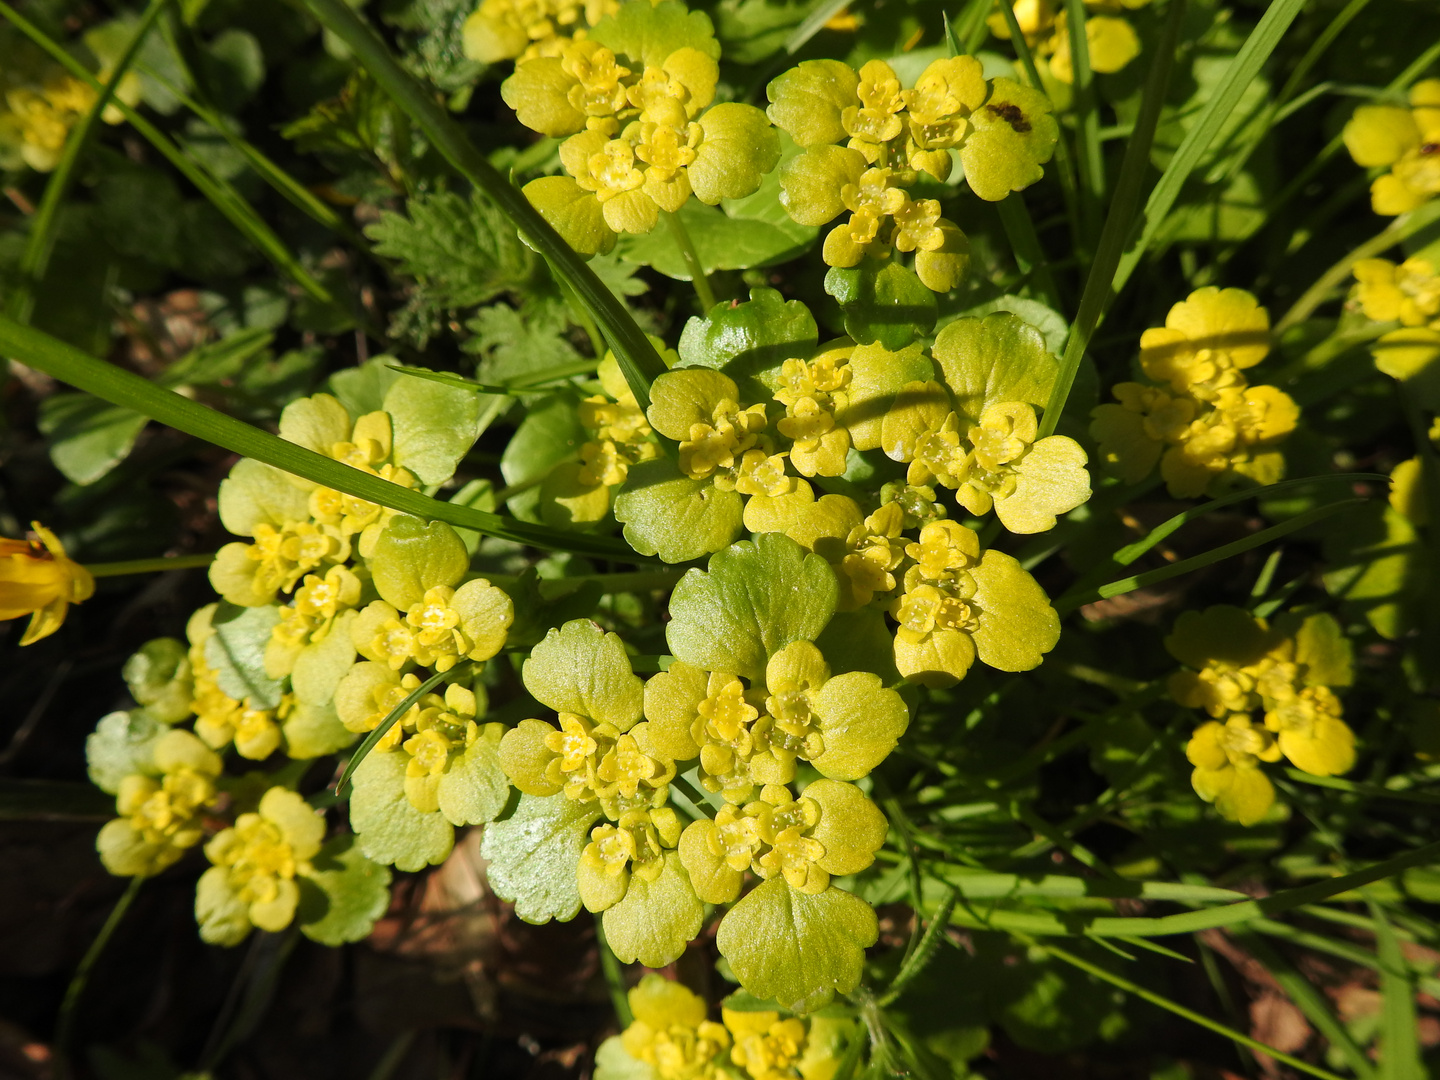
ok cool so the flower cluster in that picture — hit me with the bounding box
[502,0,779,254]
[987,0,1150,84]
[596,975,850,1080]
[1343,79,1440,216]
[0,522,94,645]
[86,375,502,947]
[462,0,621,64]
[619,304,1085,685]
[765,55,1057,290]
[0,55,139,173]
[1169,606,1356,825]
[1352,255,1440,392]
[1090,286,1299,498]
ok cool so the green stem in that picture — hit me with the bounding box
[1274,221,1410,332]
[1035,940,1350,1080]
[54,875,145,1080]
[0,317,645,560]
[7,0,171,325]
[86,552,216,577]
[1063,0,1105,240]
[1037,0,1186,439]
[995,195,1064,312]
[662,210,717,312]
[595,917,634,1026]
[299,0,666,413]
[0,1,333,305]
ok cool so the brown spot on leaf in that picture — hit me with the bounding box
[986,102,1031,133]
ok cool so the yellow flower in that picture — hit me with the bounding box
[1139,287,1271,400]
[1343,79,1440,216]
[1186,714,1280,826]
[620,975,731,1080]
[724,1009,809,1080]
[0,522,94,645]
[196,787,326,944]
[1353,257,1440,327]
[96,729,223,877]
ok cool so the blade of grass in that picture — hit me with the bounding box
[6,0,171,325]
[879,886,959,1006]
[0,1,334,306]
[995,195,1065,312]
[998,0,1082,245]
[1063,0,1105,234]
[0,316,647,560]
[784,0,853,54]
[1057,473,1387,606]
[53,876,145,1080]
[1109,0,1308,300]
[1036,0,1186,439]
[86,552,216,576]
[1370,902,1424,1080]
[1058,497,1366,614]
[1282,769,1440,806]
[300,0,666,412]
[334,663,463,797]
[1235,931,1377,1080]
[1034,940,1349,1080]
[939,839,1440,938]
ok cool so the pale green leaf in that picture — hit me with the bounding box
[601,852,705,969]
[297,834,393,946]
[349,748,455,871]
[481,792,601,923]
[523,620,644,729]
[613,458,745,563]
[205,602,284,709]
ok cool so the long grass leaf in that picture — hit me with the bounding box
[6,0,171,325]
[1037,942,1349,1080]
[1370,902,1424,1080]
[939,839,1440,938]
[1036,0,1186,438]
[1109,0,1308,298]
[0,1,334,305]
[0,316,647,560]
[1237,931,1377,1080]
[300,0,667,412]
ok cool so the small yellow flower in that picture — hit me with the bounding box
[620,974,731,1080]
[1186,714,1280,826]
[0,522,94,645]
[1353,257,1440,327]
[1343,79,1440,216]
[97,729,223,877]
[196,787,326,944]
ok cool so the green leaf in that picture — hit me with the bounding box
[504,567,604,649]
[594,1036,657,1080]
[0,316,645,560]
[86,709,164,795]
[931,312,1058,427]
[37,393,149,486]
[122,638,193,724]
[466,303,581,386]
[436,725,511,826]
[369,515,470,609]
[589,0,721,65]
[1323,503,1429,640]
[383,367,484,486]
[500,393,588,522]
[205,602,284,710]
[716,879,879,1013]
[523,619,644,729]
[349,748,455,872]
[1370,902,1423,1080]
[297,834,393,946]
[666,533,838,683]
[282,701,356,760]
[824,262,936,350]
[480,792,601,924]
[365,190,539,309]
[814,609,901,685]
[601,852,705,969]
[676,286,818,381]
[613,458,746,563]
[614,200,811,281]
[328,355,404,417]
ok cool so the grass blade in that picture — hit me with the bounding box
[334,664,460,797]
[0,1,334,305]
[1370,902,1424,1080]
[1109,0,1308,298]
[300,0,667,412]
[784,0,852,55]
[1057,474,1387,606]
[6,0,171,325]
[1037,0,1186,438]
[1057,498,1366,613]
[1036,941,1349,1080]
[0,315,647,561]
[1063,0,1105,236]
[1237,931,1377,1080]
